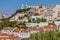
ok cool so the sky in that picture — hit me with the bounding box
[0,0,60,14]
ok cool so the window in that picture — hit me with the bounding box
[10,31,11,32]
[37,25,39,27]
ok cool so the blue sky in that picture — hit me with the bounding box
[0,0,60,14]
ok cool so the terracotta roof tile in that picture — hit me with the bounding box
[36,27,43,30]
[13,27,20,32]
[20,29,30,33]
[13,28,24,32]
[3,27,13,30]
[0,33,19,39]
[44,26,57,29]
[0,33,9,36]
[31,27,43,31]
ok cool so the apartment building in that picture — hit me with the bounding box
[0,33,19,40]
[26,22,48,27]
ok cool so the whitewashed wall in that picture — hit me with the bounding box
[26,22,48,27]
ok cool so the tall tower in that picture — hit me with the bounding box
[25,3,28,8]
[21,4,25,9]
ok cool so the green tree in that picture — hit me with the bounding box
[57,32,60,40]
[18,22,28,29]
[16,8,31,13]
[0,24,3,30]
[23,30,60,40]
[34,13,40,16]
[32,18,35,23]
[28,19,31,22]
[1,19,9,27]
[36,18,41,23]
[18,16,23,19]
[41,18,46,22]
[9,21,17,27]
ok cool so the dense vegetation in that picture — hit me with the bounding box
[16,8,31,13]
[0,18,28,30]
[30,18,47,23]
[36,18,47,23]
[0,8,31,30]
[22,30,60,40]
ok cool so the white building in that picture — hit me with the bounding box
[1,27,13,34]
[53,5,60,19]
[55,21,60,26]
[31,15,44,20]
[27,4,40,9]
[26,22,48,27]
[19,29,30,38]
[10,12,27,22]
[13,28,30,38]
[30,27,43,34]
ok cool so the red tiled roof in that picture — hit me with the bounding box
[44,26,57,29]
[33,8,38,13]
[3,27,13,30]
[0,33,19,39]
[0,33,9,37]
[13,28,20,32]
[20,29,30,33]
[13,28,24,32]
[31,27,43,31]
[36,27,43,30]
[31,27,36,30]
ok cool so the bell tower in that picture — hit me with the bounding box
[21,4,25,9]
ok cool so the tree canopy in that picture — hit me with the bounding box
[22,30,60,40]
[16,8,31,13]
